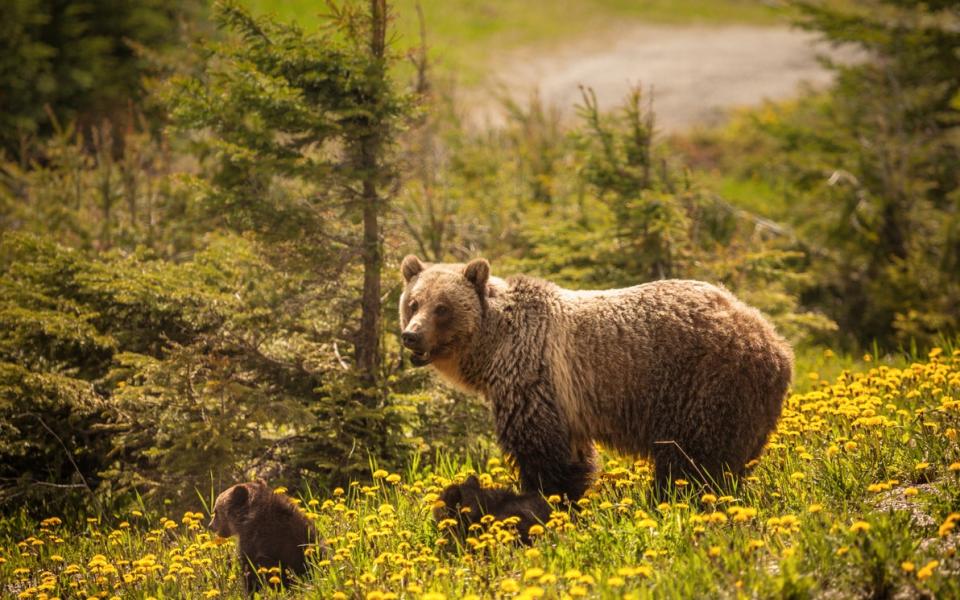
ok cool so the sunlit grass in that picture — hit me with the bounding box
[3,347,959,598]
[241,0,786,84]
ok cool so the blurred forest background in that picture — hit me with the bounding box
[1,0,958,518]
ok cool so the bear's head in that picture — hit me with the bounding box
[399,255,490,368]
[208,480,266,537]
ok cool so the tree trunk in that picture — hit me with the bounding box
[357,161,381,384]
[355,0,388,386]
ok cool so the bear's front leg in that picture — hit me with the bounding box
[496,391,598,502]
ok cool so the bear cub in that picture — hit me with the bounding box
[434,475,551,544]
[208,481,317,593]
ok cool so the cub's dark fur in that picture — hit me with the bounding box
[208,481,317,593]
[434,475,551,544]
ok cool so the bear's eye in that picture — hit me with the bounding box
[409,300,419,313]
[435,305,449,317]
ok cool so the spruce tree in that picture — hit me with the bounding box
[788,0,960,345]
[167,0,408,387]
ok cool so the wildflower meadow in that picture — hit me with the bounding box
[3,348,959,599]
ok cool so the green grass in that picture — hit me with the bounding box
[3,347,959,598]
[241,1,786,83]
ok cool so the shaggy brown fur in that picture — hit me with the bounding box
[400,256,793,523]
[434,475,552,544]
[208,481,317,593]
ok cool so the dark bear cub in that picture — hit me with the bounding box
[435,475,551,544]
[208,481,318,593]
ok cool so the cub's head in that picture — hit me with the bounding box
[208,481,266,537]
[399,255,490,367]
[433,475,483,522]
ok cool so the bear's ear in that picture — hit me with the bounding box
[401,255,424,282]
[463,258,490,295]
[229,484,251,507]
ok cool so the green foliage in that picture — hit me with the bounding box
[166,0,407,261]
[0,118,200,256]
[785,0,960,347]
[0,0,199,157]
[424,87,836,344]
[686,1,960,348]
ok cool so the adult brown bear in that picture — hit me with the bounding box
[399,256,792,531]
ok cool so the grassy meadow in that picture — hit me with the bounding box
[4,1,960,599]
[3,347,959,599]
[241,0,784,82]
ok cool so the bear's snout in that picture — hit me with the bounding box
[401,331,422,349]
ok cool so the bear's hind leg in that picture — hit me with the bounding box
[652,440,733,493]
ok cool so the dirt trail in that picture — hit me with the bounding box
[469,24,844,131]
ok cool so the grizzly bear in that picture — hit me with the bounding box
[400,256,792,528]
[434,475,552,544]
[208,481,317,593]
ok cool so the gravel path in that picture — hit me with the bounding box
[468,24,844,130]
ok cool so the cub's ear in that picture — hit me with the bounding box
[463,474,481,488]
[439,482,464,508]
[464,258,490,295]
[401,255,424,282]
[229,484,251,507]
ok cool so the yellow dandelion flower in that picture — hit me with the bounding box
[372,469,388,479]
[637,518,658,528]
[527,524,545,536]
[437,518,458,530]
[607,576,625,587]
[917,560,939,580]
[849,521,871,534]
[524,568,545,580]
[808,503,824,514]
[938,514,959,537]
[901,561,915,573]
[701,493,717,505]
[519,586,544,598]
[904,487,919,497]
[500,579,520,593]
